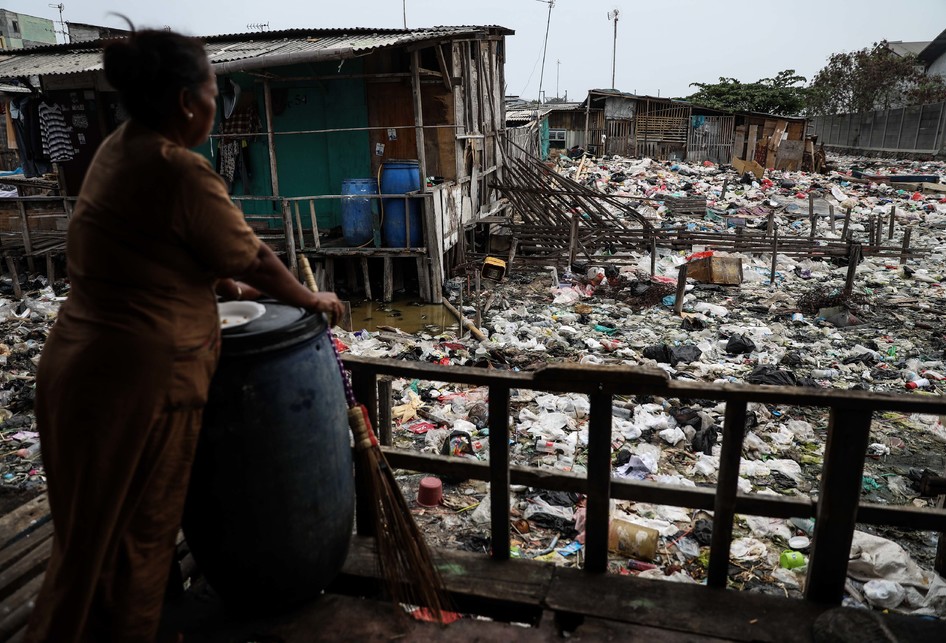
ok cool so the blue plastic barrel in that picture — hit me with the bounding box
[380,159,422,247]
[182,303,353,611]
[341,178,378,246]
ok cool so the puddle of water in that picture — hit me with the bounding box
[348,299,460,335]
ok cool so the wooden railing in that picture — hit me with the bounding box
[344,356,946,605]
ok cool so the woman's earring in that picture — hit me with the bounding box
[187,112,194,119]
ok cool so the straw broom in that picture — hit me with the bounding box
[298,255,452,623]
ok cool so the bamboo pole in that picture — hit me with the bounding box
[442,298,487,341]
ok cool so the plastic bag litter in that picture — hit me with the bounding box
[690,453,719,478]
[616,456,650,480]
[864,579,906,609]
[726,334,757,355]
[745,515,792,541]
[730,537,769,561]
[658,426,687,446]
[848,530,934,589]
[767,459,803,483]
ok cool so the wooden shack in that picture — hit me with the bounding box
[0,26,515,303]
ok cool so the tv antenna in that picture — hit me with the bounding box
[536,0,556,104]
[607,9,620,90]
[247,22,270,32]
[48,3,69,43]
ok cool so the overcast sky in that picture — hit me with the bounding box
[6,1,946,101]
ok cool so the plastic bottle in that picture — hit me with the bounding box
[906,378,931,390]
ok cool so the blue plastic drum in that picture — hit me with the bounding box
[380,159,423,247]
[182,302,353,610]
[341,178,378,246]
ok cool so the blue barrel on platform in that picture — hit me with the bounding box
[182,303,353,611]
[341,178,378,246]
[380,159,422,247]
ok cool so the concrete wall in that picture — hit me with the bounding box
[810,101,946,155]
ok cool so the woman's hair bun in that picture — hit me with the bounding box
[103,40,142,91]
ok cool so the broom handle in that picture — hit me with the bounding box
[298,254,358,408]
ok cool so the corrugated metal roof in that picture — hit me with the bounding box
[0,48,103,77]
[0,26,512,78]
[506,108,551,121]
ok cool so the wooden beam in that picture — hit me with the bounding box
[262,79,280,197]
[4,256,21,300]
[673,263,688,316]
[900,227,913,265]
[434,43,454,92]
[708,400,748,588]
[383,257,393,302]
[360,257,372,300]
[806,407,873,604]
[489,385,511,561]
[585,392,612,574]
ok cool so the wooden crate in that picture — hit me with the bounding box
[686,255,743,285]
[664,195,707,216]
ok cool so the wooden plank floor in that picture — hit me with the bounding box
[2,496,946,642]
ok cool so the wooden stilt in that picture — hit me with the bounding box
[808,192,816,241]
[416,257,430,302]
[843,243,861,299]
[900,227,913,265]
[378,379,393,446]
[361,257,373,301]
[770,227,779,287]
[345,258,358,295]
[888,205,896,240]
[673,264,688,316]
[5,255,22,299]
[383,257,394,302]
[841,207,852,240]
[325,258,336,293]
[650,235,657,276]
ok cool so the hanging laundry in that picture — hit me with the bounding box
[11,97,52,177]
[216,101,260,192]
[38,102,75,163]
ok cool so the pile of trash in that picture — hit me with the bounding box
[335,151,946,615]
[1,150,945,616]
[0,277,62,498]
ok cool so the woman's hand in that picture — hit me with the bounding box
[307,291,345,326]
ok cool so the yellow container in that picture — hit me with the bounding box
[481,256,506,281]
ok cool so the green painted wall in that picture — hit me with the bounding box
[200,59,372,230]
[541,117,551,160]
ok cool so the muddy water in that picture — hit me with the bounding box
[347,299,460,335]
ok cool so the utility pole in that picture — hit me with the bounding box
[402,0,408,29]
[536,0,556,104]
[556,59,561,100]
[48,3,67,43]
[607,9,620,90]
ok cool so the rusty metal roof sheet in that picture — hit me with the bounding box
[0,26,513,78]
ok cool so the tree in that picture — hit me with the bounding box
[807,41,946,115]
[684,70,808,116]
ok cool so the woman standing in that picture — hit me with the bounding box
[26,26,343,642]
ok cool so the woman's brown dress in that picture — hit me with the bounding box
[26,121,260,642]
